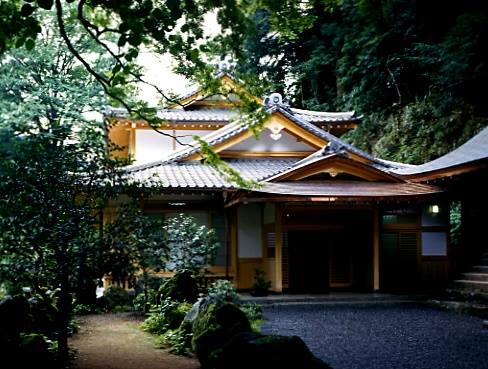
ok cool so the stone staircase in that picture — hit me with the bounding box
[452,252,488,292]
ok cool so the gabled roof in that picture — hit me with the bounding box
[130,105,340,166]
[266,151,403,182]
[254,181,443,198]
[126,158,299,189]
[392,126,488,181]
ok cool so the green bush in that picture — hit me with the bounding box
[142,299,192,335]
[159,271,199,303]
[250,268,272,297]
[155,320,193,355]
[133,275,165,313]
[141,312,168,335]
[206,279,240,306]
[240,303,264,332]
[100,286,132,311]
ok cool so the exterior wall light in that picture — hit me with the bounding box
[429,205,440,214]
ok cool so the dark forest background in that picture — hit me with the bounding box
[239,0,488,163]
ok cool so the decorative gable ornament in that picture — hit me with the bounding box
[264,92,283,107]
[266,121,285,141]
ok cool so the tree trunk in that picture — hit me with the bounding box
[57,244,72,366]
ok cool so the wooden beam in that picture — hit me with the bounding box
[274,203,283,292]
[373,205,380,291]
[218,150,312,158]
[230,207,238,288]
[270,113,327,149]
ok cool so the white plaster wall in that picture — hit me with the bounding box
[135,129,174,163]
[174,130,210,148]
[237,204,263,258]
[229,130,314,152]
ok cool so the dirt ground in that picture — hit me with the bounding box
[70,313,200,369]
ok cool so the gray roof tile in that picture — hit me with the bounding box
[393,126,488,176]
[126,158,299,189]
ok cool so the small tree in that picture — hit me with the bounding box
[102,203,166,312]
[164,214,219,275]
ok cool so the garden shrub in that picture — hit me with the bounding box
[159,270,199,303]
[141,312,168,335]
[142,299,192,334]
[206,279,240,306]
[155,320,193,355]
[240,303,264,331]
[100,286,132,311]
[133,275,165,313]
[250,268,272,297]
[192,303,251,369]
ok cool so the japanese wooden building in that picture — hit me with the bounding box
[106,74,488,293]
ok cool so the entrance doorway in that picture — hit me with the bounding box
[287,230,353,293]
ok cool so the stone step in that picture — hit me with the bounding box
[452,280,488,292]
[473,266,488,273]
[461,273,488,282]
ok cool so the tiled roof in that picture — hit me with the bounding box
[126,158,299,189]
[393,126,488,176]
[105,106,360,125]
[290,108,360,123]
[255,181,443,198]
[157,109,238,123]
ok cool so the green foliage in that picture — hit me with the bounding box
[141,311,169,335]
[155,322,193,355]
[242,0,488,163]
[164,214,219,274]
[250,268,272,297]
[102,204,166,313]
[101,286,132,312]
[450,201,462,247]
[159,271,199,303]
[206,279,241,306]
[141,299,192,334]
[240,303,264,332]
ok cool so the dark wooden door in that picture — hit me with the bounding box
[288,231,330,293]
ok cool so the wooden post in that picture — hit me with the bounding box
[230,207,238,288]
[373,205,380,291]
[129,123,136,158]
[274,203,283,292]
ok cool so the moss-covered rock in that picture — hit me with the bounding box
[0,295,32,339]
[159,271,199,303]
[217,331,332,369]
[192,303,252,368]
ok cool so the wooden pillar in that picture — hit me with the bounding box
[373,205,380,291]
[230,207,238,287]
[274,203,283,292]
[128,123,136,158]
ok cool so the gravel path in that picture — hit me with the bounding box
[262,302,488,369]
[70,313,199,369]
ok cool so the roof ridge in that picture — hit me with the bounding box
[290,107,356,117]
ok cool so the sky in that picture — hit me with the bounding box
[136,13,221,106]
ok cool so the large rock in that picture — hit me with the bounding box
[217,331,332,369]
[192,303,251,369]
